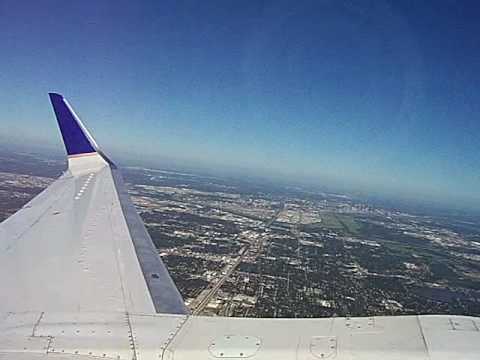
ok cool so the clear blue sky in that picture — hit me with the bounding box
[0,0,479,211]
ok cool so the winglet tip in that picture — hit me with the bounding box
[49,93,97,156]
[48,92,63,101]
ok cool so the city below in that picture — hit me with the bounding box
[1,149,480,318]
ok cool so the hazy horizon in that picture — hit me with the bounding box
[2,139,479,218]
[1,0,479,213]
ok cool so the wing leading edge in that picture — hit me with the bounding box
[0,93,187,315]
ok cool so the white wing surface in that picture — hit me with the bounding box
[0,94,479,359]
[0,93,187,315]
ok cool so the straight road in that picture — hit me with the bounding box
[191,202,285,314]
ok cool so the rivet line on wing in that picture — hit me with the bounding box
[74,173,95,200]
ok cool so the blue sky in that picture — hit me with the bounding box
[0,0,479,211]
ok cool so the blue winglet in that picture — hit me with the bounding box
[49,93,97,156]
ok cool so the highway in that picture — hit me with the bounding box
[191,203,284,315]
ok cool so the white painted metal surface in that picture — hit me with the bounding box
[36,312,133,359]
[0,312,49,356]
[165,314,480,359]
[208,334,262,358]
[1,312,480,359]
[129,313,188,359]
[0,162,155,314]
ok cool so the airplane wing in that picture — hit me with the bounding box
[0,93,187,315]
[0,94,479,359]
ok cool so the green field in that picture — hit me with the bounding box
[307,213,361,236]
